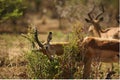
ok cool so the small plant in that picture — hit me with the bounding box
[55,22,86,79]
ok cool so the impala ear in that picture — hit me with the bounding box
[85,18,91,23]
[47,32,52,44]
[99,17,104,22]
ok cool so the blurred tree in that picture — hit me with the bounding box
[0,0,25,23]
[35,0,42,12]
[101,0,119,26]
[53,0,87,29]
[86,0,119,26]
[54,0,119,29]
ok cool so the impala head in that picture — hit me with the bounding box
[34,28,54,60]
[85,4,104,33]
[88,25,94,32]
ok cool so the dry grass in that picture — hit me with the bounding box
[0,34,29,79]
[0,66,28,79]
[0,32,68,79]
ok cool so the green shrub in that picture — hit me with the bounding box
[25,50,61,79]
[24,22,86,79]
[54,22,86,79]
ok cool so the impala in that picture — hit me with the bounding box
[85,4,119,76]
[34,28,69,60]
[80,37,119,79]
[33,28,119,78]
[85,4,119,39]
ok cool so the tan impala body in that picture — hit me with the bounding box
[40,42,69,56]
[80,37,119,78]
[89,25,120,39]
[80,37,119,62]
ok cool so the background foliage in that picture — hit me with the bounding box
[0,0,25,23]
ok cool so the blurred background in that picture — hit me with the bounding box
[0,0,119,79]
[0,0,119,34]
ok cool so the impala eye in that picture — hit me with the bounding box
[44,44,50,50]
[45,46,48,50]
